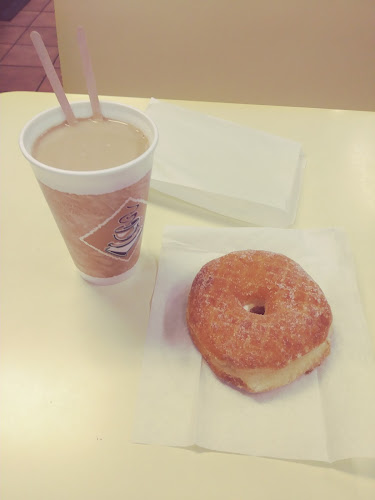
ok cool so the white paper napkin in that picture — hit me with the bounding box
[132,226,375,462]
[146,99,305,227]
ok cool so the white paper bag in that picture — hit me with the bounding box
[146,99,305,227]
[132,226,375,462]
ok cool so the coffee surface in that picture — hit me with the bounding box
[32,118,149,171]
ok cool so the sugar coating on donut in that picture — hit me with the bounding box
[186,250,333,393]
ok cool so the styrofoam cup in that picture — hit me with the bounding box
[20,101,158,285]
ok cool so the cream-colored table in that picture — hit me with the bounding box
[1,92,374,499]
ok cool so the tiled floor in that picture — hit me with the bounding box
[0,0,59,92]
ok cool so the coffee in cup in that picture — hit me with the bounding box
[20,100,158,285]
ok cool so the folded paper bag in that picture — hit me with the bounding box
[146,99,305,227]
[132,226,375,462]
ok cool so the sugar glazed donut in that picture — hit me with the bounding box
[186,250,332,393]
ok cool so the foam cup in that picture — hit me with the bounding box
[20,101,158,285]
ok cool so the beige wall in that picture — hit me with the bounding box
[54,0,375,111]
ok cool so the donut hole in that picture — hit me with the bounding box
[250,305,265,315]
[243,302,265,315]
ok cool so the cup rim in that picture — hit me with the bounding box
[19,100,158,177]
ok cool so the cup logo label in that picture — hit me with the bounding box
[80,197,146,261]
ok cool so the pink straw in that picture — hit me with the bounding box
[30,31,76,126]
[76,26,102,120]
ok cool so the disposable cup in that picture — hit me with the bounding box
[20,100,158,285]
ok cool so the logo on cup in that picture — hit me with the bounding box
[80,197,146,261]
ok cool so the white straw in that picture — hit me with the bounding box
[30,31,76,126]
[76,26,102,120]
